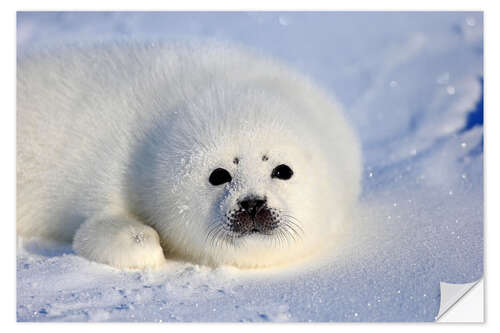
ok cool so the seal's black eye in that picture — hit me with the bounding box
[271,164,293,180]
[209,168,232,186]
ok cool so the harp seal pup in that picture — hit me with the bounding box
[17,41,361,269]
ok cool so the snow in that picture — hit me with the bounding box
[16,12,483,322]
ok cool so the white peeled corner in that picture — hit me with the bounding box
[437,279,483,322]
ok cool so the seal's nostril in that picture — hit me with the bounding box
[254,200,266,212]
[239,197,267,218]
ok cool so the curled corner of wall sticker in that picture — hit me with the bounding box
[436,279,484,322]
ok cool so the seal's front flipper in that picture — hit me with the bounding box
[73,211,166,269]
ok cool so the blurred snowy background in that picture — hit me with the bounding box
[16,12,483,322]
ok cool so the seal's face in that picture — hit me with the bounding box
[148,124,341,268]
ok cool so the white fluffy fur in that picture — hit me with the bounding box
[17,41,361,269]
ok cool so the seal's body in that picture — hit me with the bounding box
[17,42,361,269]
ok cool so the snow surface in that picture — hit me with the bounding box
[16,12,483,322]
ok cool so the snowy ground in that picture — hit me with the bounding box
[16,12,483,322]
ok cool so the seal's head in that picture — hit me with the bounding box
[130,70,360,268]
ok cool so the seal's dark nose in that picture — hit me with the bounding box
[239,197,266,218]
